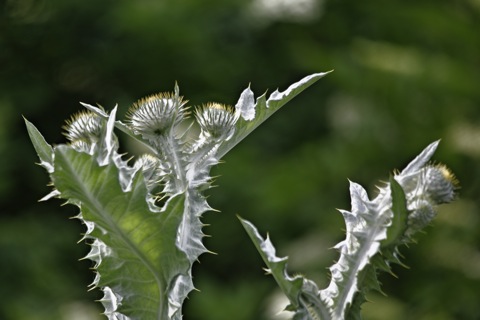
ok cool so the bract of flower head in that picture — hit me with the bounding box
[127,92,188,141]
[195,103,238,141]
[63,111,103,145]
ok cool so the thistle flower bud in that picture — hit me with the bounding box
[395,163,458,237]
[63,111,103,152]
[423,164,458,204]
[134,153,161,179]
[195,103,238,141]
[396,164,458,206]
[406,200,436,237]
[127,92,188,141]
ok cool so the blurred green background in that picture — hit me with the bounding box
[1,0,480,319]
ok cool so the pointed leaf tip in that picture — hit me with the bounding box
[24,117,54,173]
[401,140,440,174]
[80,102,108,117]
[267,72,331,109]
[217,72,330,160]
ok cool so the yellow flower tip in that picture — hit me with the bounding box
[203,102,235,112]
[435,163,460,190]
[131,92,186,109]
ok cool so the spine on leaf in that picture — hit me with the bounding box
[25,72,330,320]
[240,140,458,320]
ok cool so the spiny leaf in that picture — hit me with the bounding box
[53,145,190,320]
[239,217,304,306]
[239,217,331,320]
[217,72,332,159]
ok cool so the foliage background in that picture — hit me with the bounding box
[1,0,479,319]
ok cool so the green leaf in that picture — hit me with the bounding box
[24,117,54,172]
[52,145,190,320]
[382,176,409,248]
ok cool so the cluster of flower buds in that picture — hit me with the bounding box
[62,90,243,198]
[395,163,458,237]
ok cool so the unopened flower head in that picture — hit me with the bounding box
[127,92,188,141]
[406,200,436,237]
[396,163,458,206]
[63,111,103,146]
[134,153,160,173]
[134,154,163,187]
[195,103,238,141]
[423,164,458,204]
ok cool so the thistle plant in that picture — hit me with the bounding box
[240,141,458,319]
[25,73,329,320]
[25,71,457,320]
